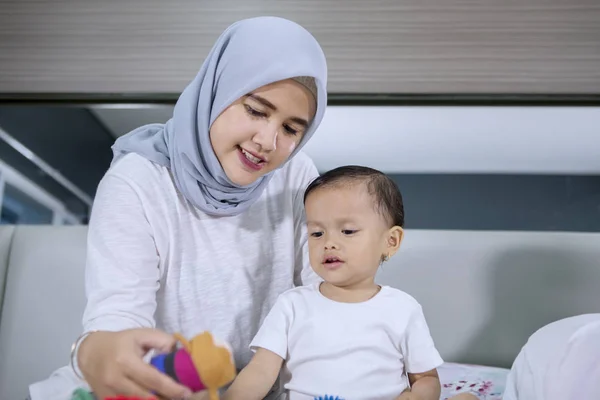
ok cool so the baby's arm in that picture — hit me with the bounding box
[222,348,284,400]
[396,369,440,400]
[396,299,445,400]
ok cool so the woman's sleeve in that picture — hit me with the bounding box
[81,172,161,333]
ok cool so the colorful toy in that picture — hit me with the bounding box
[103,397,156,400]
[151,331,236,400]
[69,331,236,400]
[70,388,96,400]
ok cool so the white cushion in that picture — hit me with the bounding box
[0,225,88,400]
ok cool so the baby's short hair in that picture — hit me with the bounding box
[303,165,404,228]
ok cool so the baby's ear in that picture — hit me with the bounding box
[387,226,404,253]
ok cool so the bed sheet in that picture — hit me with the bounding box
[438,362,509,400]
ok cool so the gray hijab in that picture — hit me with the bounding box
[111,16,328,216]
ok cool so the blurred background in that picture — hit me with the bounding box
[0,0,599,229]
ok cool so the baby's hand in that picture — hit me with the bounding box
[396,391,422,400]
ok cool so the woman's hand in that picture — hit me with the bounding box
[78,328,193,399]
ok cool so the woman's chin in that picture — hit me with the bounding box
[226,168,264,187]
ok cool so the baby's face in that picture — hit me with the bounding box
[305,183,392,289]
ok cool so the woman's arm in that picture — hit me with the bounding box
[81,172,161,334]
[223,348,284,400]
[75,169,190,399]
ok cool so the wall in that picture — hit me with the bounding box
[1,0,599,94]
[302,106,600,175]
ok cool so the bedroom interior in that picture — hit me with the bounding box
[0,1,599,399]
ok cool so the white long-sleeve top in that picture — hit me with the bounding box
[29,151,319,400]
[503,313,600,400]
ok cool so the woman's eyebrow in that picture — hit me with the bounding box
[245,94,309,127]
[245,93,276,110]
[290,117,308,127]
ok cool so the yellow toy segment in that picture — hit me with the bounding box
[174,331,237,400]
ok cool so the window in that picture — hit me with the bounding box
[0,182,54,224]
[0,160,81,225]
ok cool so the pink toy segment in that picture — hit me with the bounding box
[174,348,206,392]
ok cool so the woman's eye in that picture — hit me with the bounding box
[245,105,266,118]
[283,124,299,136]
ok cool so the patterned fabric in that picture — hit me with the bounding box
[438,362,509,400]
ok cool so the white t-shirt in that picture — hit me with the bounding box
[503,313,600,400]
[29,152,320,400]
[250,282,444,400]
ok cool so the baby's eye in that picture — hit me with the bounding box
[310,232,323,238]
[342,230,357,235]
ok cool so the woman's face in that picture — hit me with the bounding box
[210,78,317,186]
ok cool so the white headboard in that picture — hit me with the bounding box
[377,229,600,368]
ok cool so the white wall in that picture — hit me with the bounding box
[303,106,600,174]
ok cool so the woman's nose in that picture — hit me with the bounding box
[252,125,278,152]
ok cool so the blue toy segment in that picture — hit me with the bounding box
[150,352,167,373]
[314,396,344,400]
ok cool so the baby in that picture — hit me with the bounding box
[223,165,446,400]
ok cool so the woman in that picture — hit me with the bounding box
[29,16,327,400]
